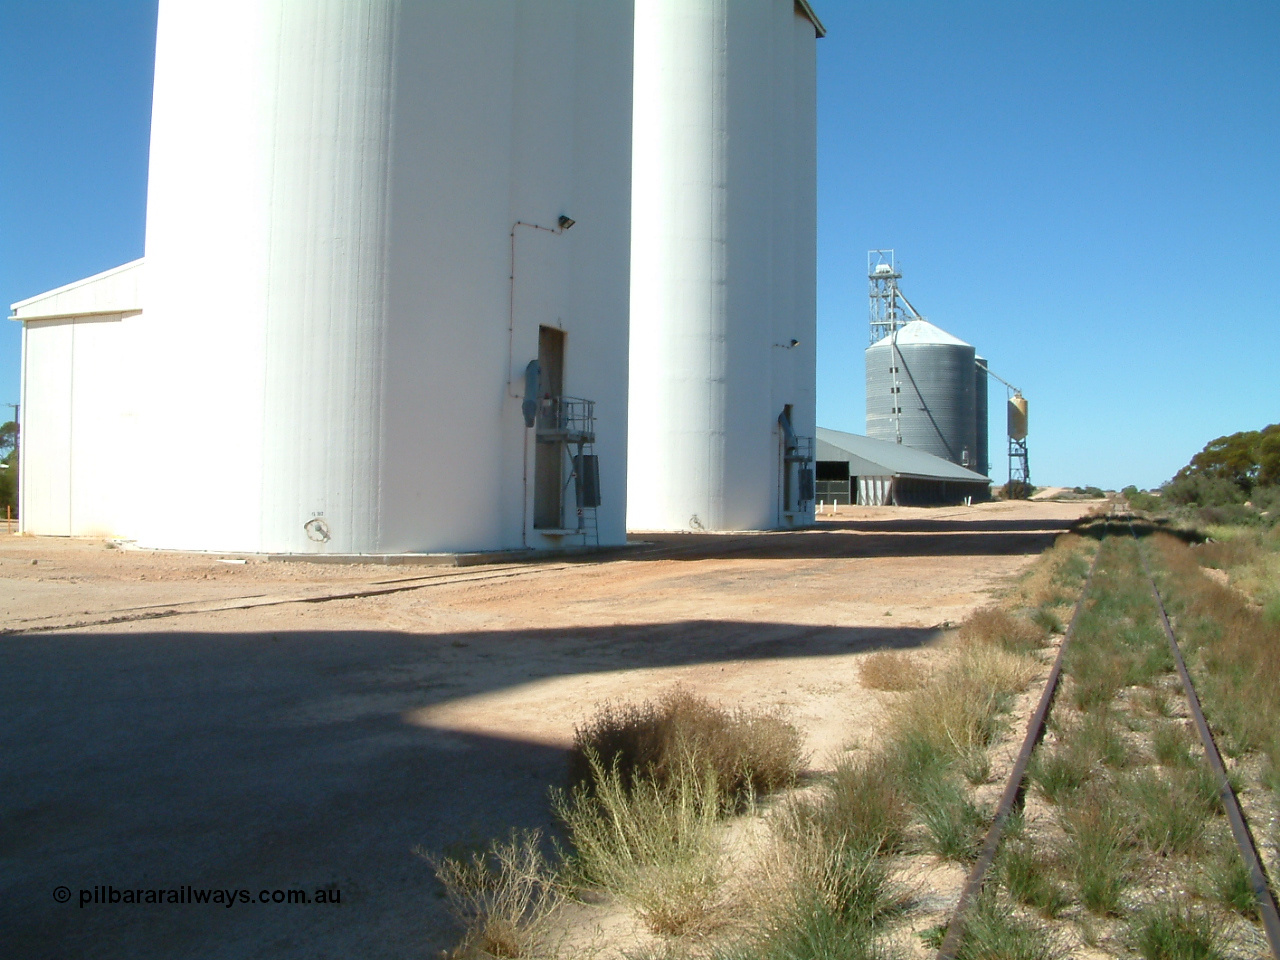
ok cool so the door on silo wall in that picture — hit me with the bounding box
[533,326,565,529]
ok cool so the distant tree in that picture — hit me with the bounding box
[1163,423,1280,508]
[1002,480,1032,500]
[0,420,15,518]
[1122,485,1162,512]
[1258,428,1280,486]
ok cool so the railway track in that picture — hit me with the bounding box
[936,515,1280,960]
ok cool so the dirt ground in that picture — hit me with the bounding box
[0,499,1094,959]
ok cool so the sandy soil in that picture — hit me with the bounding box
[0,499,1094,959]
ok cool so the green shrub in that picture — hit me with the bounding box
[554,750,725,935]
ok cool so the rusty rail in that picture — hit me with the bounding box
[935,532,1102,960]
[1135,526,1280,958]
[939,519,1280,959]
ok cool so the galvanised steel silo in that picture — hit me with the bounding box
[627,0,824,532]
[130,0,635,555]
[975,355,990,477]
[865,320,977,469]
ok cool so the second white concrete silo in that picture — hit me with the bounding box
[626,0,824,532]
[129,0,634,555]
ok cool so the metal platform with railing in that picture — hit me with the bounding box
[534,396,600,546]
[535,396,596,445]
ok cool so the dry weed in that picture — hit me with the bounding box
[859,650,928,691]
[889,645,1037,763]
[569,689,803,804]
[1011,532,1093,611]
[424,830,563,959]
[959,607,1047,653]
[1155,533,1280,755]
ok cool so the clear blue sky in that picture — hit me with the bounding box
[3,1,1277,490]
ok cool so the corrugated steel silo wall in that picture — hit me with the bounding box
[627,0,818,531]
[865,339,977,467]
[975,356,989,477]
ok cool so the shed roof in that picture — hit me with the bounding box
[816,427,990,483]
[795,0,826,37]
[9,258,144,322]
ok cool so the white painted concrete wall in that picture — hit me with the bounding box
[380,0,634,553]
[627,0,819,532]
[131,0,634,554]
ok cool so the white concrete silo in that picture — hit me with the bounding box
[130,0,635,555]
[626,0,823,532]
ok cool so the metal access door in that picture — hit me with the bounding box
[533,326,565,529]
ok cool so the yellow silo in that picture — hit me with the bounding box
[1008,395,1028,441]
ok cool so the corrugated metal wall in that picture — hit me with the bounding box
[866,324,977,469]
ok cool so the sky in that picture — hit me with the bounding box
[2,1,1277,491]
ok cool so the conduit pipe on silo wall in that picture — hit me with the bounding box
[507,219,571,399]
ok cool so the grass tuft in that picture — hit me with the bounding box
[888,645,1034,766]
[1153,721,1197,768]
[1202,833,1258,919]
[1061,787,1134,915]
[997,839,1070,918]
[1031,606,1064,636]
[1123,768,1208,855]
[783,753,912,858]
[1028,734,1096,805]
[952,893,1063,960]
[1128,905,1224,960]
[916,776,988,862]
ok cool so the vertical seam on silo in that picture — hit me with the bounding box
[372,0,398,553]
[260,0,285,551]
[709,0,728,529]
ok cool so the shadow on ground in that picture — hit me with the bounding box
[632,515,1078,561]
[0,618,937,959]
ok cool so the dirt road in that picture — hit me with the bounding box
[0,500,1093,958]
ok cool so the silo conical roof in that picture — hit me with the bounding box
[876,318,971,348]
